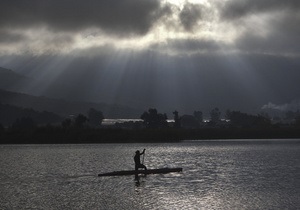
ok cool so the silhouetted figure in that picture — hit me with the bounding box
[134,149,147,171]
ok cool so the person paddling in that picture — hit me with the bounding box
[134,149,147,171]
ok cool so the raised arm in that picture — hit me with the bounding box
[140,149,146,155]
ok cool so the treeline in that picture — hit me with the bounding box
[1,107,300,144]
[141,108,300,129]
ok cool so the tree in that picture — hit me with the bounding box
[255,114,271,128]
[141,108,168,128]
[193,111,203,123]
[285,110,300,120]
[285,111,296,120]
[180,115,199,129]
[259,112,270,120]
[11,117,36,130]
[227,110,271,128]
[210,107,221,123]
[173,110,181,128]
[295,116,300,127]
[88,108,104,126]
[62,118,72,129]
[0,123,4,133]
[74,114,88,128]
[225,109,231,120]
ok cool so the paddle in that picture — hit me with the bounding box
[142,148,145,164]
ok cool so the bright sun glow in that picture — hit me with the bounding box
[73,0,231,53]
[0,0,238,56]
[165,0,208,7]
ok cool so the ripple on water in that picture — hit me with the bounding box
[0,141,300,209]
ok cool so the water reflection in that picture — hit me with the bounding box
[0,140,299,209]
[134,174,147,189]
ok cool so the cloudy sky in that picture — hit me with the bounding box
[1,0,300,116]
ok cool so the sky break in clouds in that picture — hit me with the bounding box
[0,0,300,115]
[0,0,299,55]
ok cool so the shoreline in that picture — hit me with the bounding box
[1,139,300,146]
[1,127,300,144]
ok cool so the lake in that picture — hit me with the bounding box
[0,139,299,209]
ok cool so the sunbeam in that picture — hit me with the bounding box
[0,0,300,117]
[1,2,300,208]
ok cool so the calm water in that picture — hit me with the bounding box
[0,140,299,209]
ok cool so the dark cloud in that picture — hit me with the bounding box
[215,0,300,55]
[234,11,300,54]
[0,0,170,36]
[179,3,202,31]
[221,0,300,20]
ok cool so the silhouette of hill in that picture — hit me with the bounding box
[0,67,142,118]
[0,103,62,126]
[0,89,141,118]
[0,67,33,92]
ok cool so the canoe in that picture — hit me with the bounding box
[98,167,182,177]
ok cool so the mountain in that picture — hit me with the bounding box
[0,67,33,92]
[0,89,142,118]
[0,103,62,126]
[0,67,142,118]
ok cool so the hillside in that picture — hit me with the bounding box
[0,67,33,92]
[0,67,142,118]
[0,89,141,118]
[0,103,62,126]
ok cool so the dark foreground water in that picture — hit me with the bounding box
[0,139,299,209]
